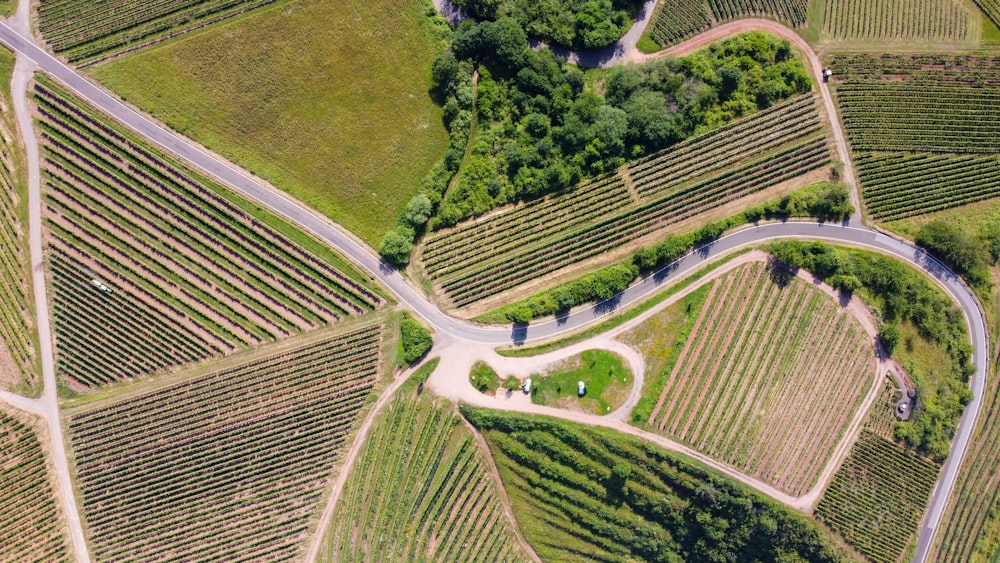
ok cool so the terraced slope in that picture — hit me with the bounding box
[37,0,276,64]
[831,55,1000,220]
[0,408,70,562]
[420,94,829,307]
[323,384,526,562]
[31,75,382,389]
[66,324,383,562]
[629,261,874,496]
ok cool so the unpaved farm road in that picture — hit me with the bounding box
[0,14,983,563]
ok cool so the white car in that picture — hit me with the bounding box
[898,402,908,413]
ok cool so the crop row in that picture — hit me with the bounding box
[837,83,1000,154]
[932,360,1000,560]
[0,410,71,563]
[647,0,712,47]
[822,0,974,42]
[421,175,631,272]
[829,54,1000,85]
[974,0,1000,28]
[66,323,383,562]
[438,136,829,306]
[465,406,844,561]
[327,390,523,562]
[857,152,1000,221]
[708,0,808,25]
[0,94,35,390]
[816,430,940,563]
[38,0,275,63]
[644,262,873,495]
[32,76,378,387]
[628,94,821,197]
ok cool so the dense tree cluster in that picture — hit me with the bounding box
[767,241,973,460]
[915,220,998,292]
[379,23,810,265]
[453,0,645,50]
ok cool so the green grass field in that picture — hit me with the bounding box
[530,349,631,415]
[90,0,450,245]
[322,383,527,562]
[463,406,849,561]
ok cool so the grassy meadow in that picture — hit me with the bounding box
[90,0,450,245]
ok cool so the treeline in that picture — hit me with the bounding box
[478,183,852,323]
[453,0,645,50]
[462,406,850,562]
[767,241,973,460]
[915,220,999,296]
[380,23,811,264]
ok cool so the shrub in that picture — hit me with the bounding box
[399,312,433,365]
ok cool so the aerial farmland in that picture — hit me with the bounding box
[0,0,996,561]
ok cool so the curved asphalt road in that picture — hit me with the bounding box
[0,20,983,563]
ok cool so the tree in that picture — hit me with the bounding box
[879,324,900,355]
[379,229,413,266]
[401,194,433,228]
[399,312,433,364]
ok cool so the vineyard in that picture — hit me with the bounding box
[32,75,381,389]
[647,0,807,47]
[0,408,70,562]
[822,0,977,43]
[975,0,1000,28]
[463,406,848,562]
[0,51,35,392]
[420,94,829,307]
[815,430,940,563]
[831,55,1000,220]
[322,384,526,562]
[932,360,1000,561]
[635,261,874,496]
[66,323,383,562]
[37,0,276,64]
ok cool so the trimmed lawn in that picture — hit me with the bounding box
[90,0,450,245]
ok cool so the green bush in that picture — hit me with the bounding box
[470,362,501,393]
[399,312,433,365]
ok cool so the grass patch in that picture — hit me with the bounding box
[409,357,439,385]
[495,248,751,357]
[470,361,501,394]
[620,282,713,422]
[90,0,450,245]
[636,34,662,53]
[530,349,630,415]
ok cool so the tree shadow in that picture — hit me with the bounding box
[595,294,623,316]
[767,258,795,288]
[511,322,528,345]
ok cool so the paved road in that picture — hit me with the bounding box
[0,18,983,563]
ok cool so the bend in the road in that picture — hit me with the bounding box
[0,18,979,563]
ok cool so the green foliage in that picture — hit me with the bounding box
[477,183,852,323]
[503,375,522,390]
[462,406,850,562]
[916,220,993,290]
[325,388,525,561]
[530,349,630,414]
[455,0,645,49]
[470,361,501,393]
[815,431,940,563]
[399,312,433,365]
[410,358,440,384]
[430,28,811,229]
[379,229,415,266]
[879,324,900,355]
[766,241,973,460]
